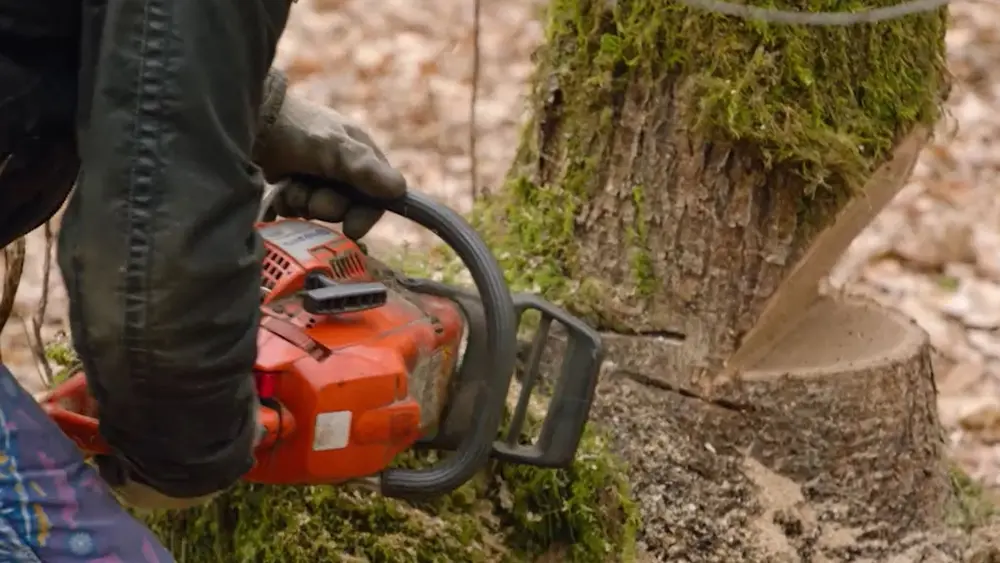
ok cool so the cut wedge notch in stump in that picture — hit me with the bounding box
[719,126,933,385]
[584,125,932,394]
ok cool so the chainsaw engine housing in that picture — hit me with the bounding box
[251,219,465,485]
[44,196,605,499]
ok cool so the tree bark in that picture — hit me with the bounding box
[485,0,949,387]
[480,0,960,559]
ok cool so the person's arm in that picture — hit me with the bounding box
[58,0,291,500]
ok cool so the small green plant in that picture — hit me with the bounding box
[947,464,998,532]
[43,337,82,386]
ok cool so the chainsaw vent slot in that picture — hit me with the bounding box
[329,251,367,281]
[303,273,388,315]
[261,250,293,291]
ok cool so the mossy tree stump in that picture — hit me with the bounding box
[477,0,960,559]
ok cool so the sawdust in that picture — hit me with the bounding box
[743,457,810,561]
[589,372,760,561]
[740,460,874,563]
[584,293,975,563]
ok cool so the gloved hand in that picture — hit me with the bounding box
[253,70,407,240]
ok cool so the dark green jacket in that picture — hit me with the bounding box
[1,0,290,499]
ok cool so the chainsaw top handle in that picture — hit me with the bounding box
[276,181,519,499]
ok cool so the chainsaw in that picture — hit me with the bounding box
[40,183,604,500]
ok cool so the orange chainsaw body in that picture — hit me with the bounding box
[43,218,466,486]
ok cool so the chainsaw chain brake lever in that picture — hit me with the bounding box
[494,293,604,467]
[263,178,520,500]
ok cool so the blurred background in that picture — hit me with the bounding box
[4,0,1000,491]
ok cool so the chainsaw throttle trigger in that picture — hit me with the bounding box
[301,271,388,315]
[492,294,604,468]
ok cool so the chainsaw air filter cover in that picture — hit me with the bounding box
[259,220,370,298]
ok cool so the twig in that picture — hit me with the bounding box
[30,222,55,385]
[469,0,482,204]
[19,316,45,386]
[0,238,27,359]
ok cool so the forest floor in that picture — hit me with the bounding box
[4,0,1000,558]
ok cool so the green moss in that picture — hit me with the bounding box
[947,464,998,532]
[498,425,639,563]
[140,423,636,562]
[626,185,655,297]
[44,340,76,367]
[475,172,590,299]
[475,0,947,307]
[142,473,499,563]
[387,244,467,286]
[587,0,944,188]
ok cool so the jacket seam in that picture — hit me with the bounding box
[251,69,288,162]
[121,0,172,383]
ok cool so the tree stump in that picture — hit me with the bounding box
[594,295,951,561]
[480,0,957,559]
[518,129,960,560]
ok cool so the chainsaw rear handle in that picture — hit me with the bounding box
[331,186,518,499]
[42,372,295,456]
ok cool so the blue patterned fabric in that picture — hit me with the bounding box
[0,364,175,562]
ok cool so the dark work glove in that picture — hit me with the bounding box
[267,177,397,240]
[254,72,407,240]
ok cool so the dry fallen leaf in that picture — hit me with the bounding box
[961,405,1000,445]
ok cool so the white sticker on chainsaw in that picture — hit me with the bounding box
[313,411,352,451]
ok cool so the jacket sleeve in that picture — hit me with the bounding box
[57,0,291,498]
